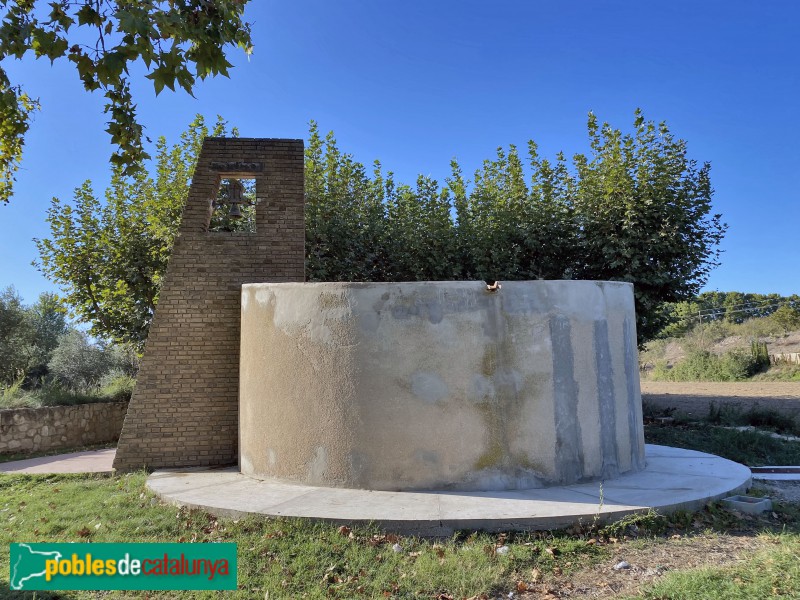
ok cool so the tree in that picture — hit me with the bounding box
[571,111,726,341]
[0,0,253,204]
[38,112,726,347]
[0,286,27,383]
[0,286,69,384]
[35,114,235,349]
[771,304,800,333]
[19,291,69,381]
[47,329,113,389]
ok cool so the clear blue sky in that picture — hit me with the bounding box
[2,0,799,304]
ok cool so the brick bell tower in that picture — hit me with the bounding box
[113,138,305,471]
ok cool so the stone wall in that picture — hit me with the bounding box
[0,402,128,454]
[113,138,305,472]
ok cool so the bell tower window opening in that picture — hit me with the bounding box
[209,178,258,233]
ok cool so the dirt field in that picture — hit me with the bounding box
[641,381,800,420]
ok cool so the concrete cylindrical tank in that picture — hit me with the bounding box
[239,281,645,491]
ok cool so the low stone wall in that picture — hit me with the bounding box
[0,402,128,454]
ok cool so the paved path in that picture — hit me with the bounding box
[0,448,116,474]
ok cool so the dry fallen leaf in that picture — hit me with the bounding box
[77,527,92,538]
[337,525,352,537]
[531,568,542,582]
[516,581,528,592]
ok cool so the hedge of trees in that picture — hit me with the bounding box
[36,111,726,347]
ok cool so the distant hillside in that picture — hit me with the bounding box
[658,292,800,339]
[642,304,800,382]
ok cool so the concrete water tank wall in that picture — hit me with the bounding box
[239,281,645,491]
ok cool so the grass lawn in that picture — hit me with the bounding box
[624,533,800,599]
[644,423,800,466]
[2,424,800,599]
[0,472,608,599]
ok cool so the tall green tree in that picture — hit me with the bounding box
[0,286,69,384]
[35,115,235,349]
[571,110,726,341]
[0,286,27,383]
[38,112,726,347]
[0,0,253,203]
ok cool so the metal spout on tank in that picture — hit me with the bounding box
[486,281,502,292]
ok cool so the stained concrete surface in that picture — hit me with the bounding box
[148,445,751,536]
[240,280,645,491]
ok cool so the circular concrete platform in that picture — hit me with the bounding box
[147,445,751,536]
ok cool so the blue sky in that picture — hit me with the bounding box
[2,0,799,304]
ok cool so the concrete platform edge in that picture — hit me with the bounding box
[147,445,752,536]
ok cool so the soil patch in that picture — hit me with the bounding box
[641,381,800,422]
[518,534,766,599]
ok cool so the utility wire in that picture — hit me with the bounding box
[673,300,796,324]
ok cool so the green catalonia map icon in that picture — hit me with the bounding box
[10,544,63,590]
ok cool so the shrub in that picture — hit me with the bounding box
[668,350,722,380]
[34,379,98,407]
[652,349,762,382]
[99,372,136,402]
[750,340,770,372]
[719,349,760,379]
[771,305,800,333]
[48,330,114,390]
[0,377,31,408]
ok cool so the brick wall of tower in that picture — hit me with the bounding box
[113,138,304,471]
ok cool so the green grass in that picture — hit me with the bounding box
[0,377,132,410]
[4,422,800,599]
[752,362,800,382]
[644,423,800,466]
[624,533,800,599]
[0,472,608,599]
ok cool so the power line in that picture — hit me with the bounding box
[673,300,797,324]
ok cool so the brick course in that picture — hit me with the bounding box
[113,138,305,472]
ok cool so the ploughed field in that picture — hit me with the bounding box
[641,381,800,420]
